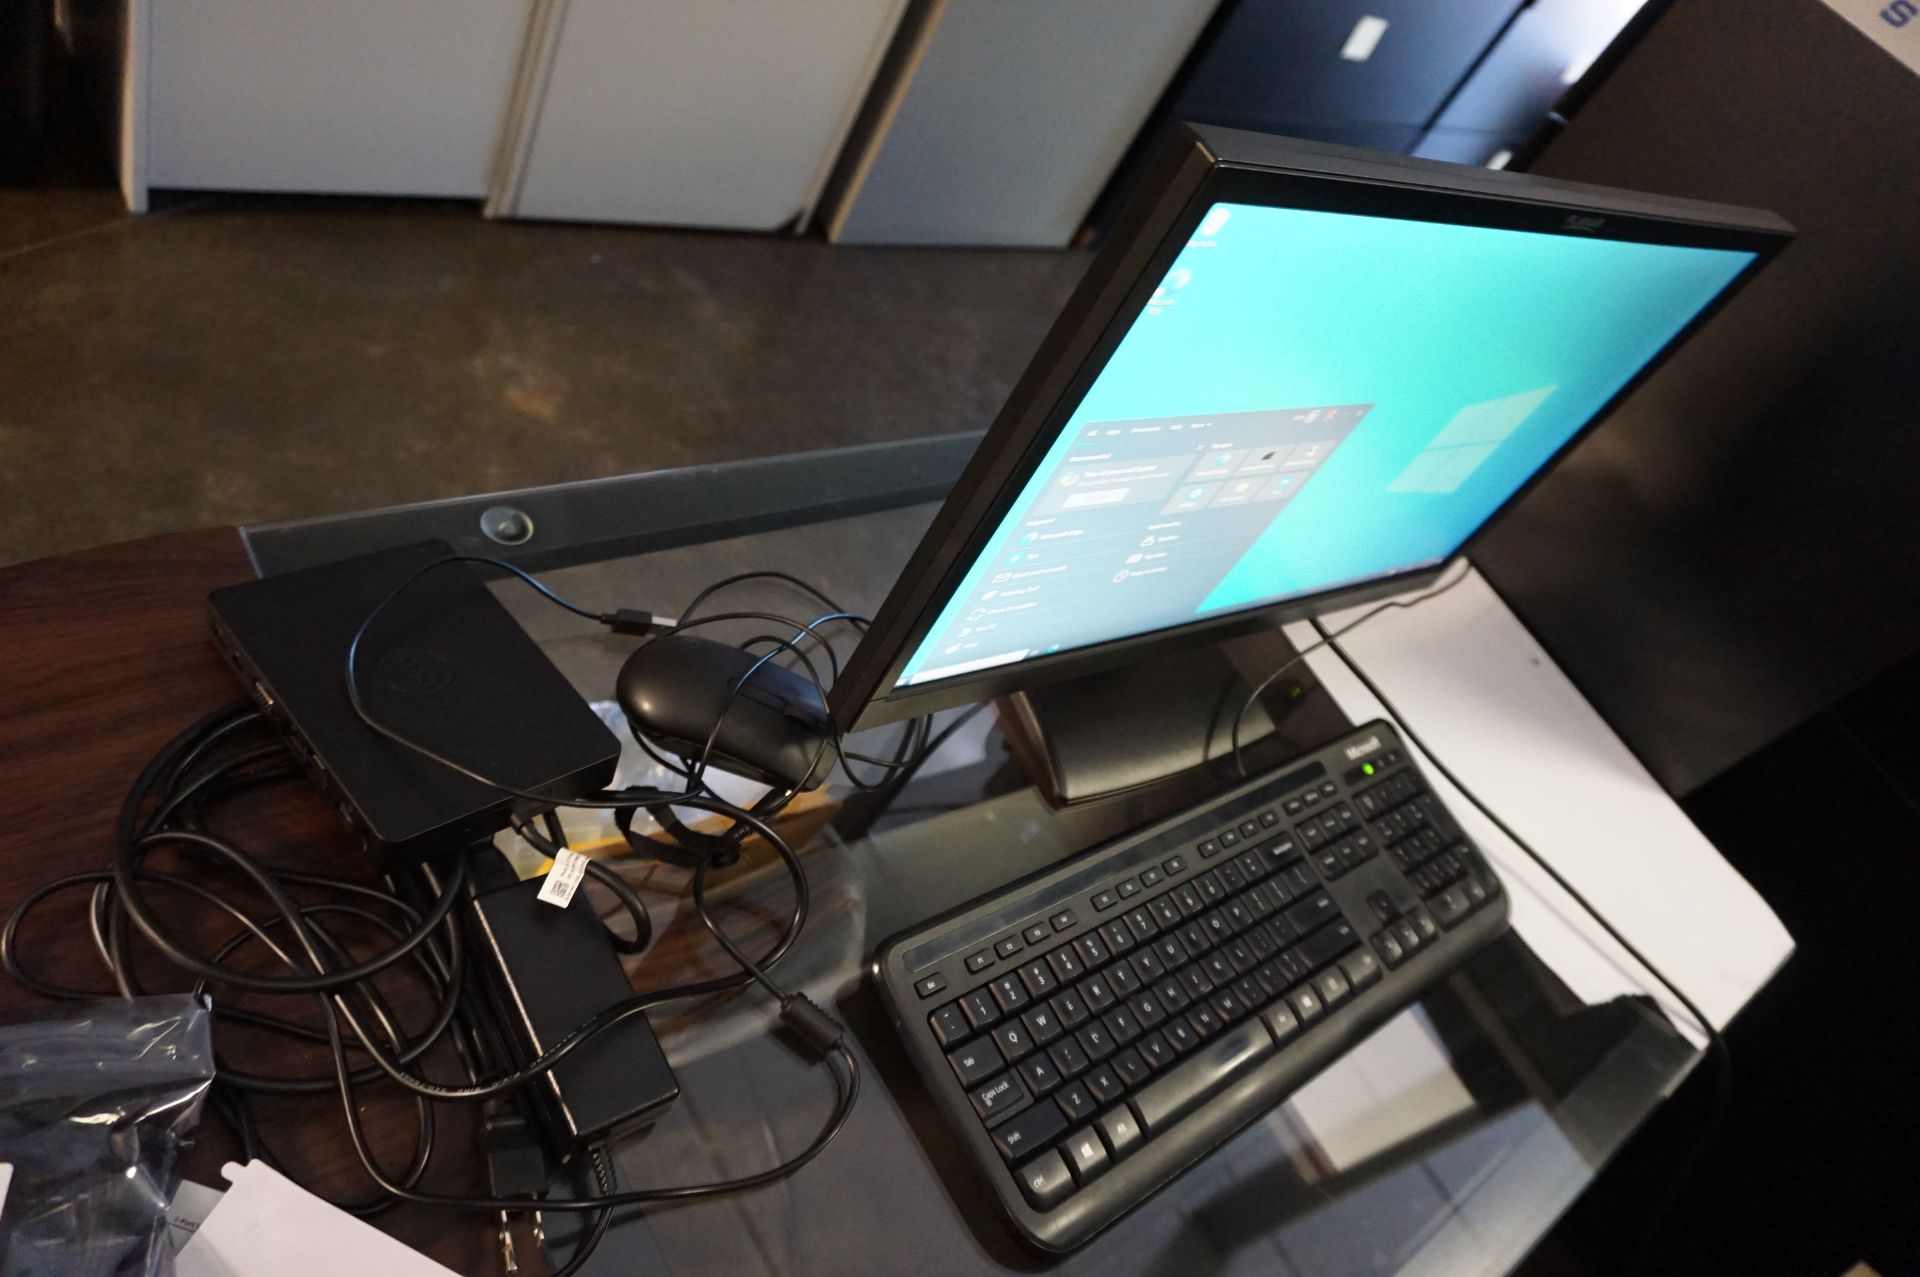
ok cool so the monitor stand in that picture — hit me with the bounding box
[996,629,1349,806]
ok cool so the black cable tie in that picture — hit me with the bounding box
[778,993,844,1054]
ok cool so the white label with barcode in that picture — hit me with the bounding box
[536,849,588,908]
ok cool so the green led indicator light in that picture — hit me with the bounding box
[1362,762,1375,775]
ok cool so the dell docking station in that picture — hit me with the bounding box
[208,540,620,863]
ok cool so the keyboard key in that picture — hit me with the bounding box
[1173,884,1206,917]
[1202,952,1235,986]
[949,1039,1003,1085]
[1217,862,1246,892]
[1180,965,1215,999]
[1408,905,1440,943]
[1110,1046,1151,1091]
[1152,935,1186,968]
[1017,1052,1063,1098]
[1078,1022,1116,1061]
[1130,990,1166,1028]
[966,950,994,974]
[1125,906,1159,941]
[1297,919,1358,968]
[1195,873,1226,905]
[1178,921,1211,959]
[1056,1082,1097,1123]
[1099,920,1135,955]
[1107,961,1141,997]
[1288,986,1324,1025]
[1196,838,1219,859]
[1017,1148,1075,1210]
[1276,949,1311,985]
[1341,948,1383,990]
[1117,878,1142,900]
[1162,1018,1199,1054]
[1246,926,1277,960]
[1049,909,1077,932]
[1201,911,1232,945]
[1062,1127,1110,1185]
[1052,988,1091,1028]
[1091,889,1119,912]
[1082,974,1117,1013]
[1217,829,1240,850]
[1148,895,1182,929]
[930,1002,970,1047]
[1314,968,1351,1007]
[1210,988,1247,1023]
[1374,928,1407,967]
[1430,886,1471,927]
[995,936,1024,959]
[1163,855,1187,875]
[1050,1036,1091,1078]
[1155,976,1191,1011]
[1285,890,1339,934]
[1020,960,1057,998]
[1136,1030,1175,1072]
[993,1100,1067,1163]
[1187,1004,1223,1039]
[1259,809,1279,827]
[991,973,1030,1013]
[1236,850,1269,882]
[1047,945,1085,983]
[1262,1001,1300,1043]
[992,1020,1037,1062]
[1393,919,1422,953]
[1283,797,1304,815]
[1024,1004,1064,1044]
[1232,975,1265,1011]
[1253,960,1288,1000]
[1139,867,1164,888]
[1099,1105,1146,1162]
[1130,948,1165,983]
[1074,933,1110,968]
[1104,1005,1141,1044]
[1223,899,1254,933]
[1239,819,1260,839]
[1023,923,1051,945]
[1085,1064,1127,1105]
[915,973,947,998]
[1127,1020,1275,1137]
[961,988,1001,1029]
[967,1072,1030,1124]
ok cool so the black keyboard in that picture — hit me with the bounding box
[871,721,1509,1251]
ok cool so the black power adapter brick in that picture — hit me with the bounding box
[468,876,678,1153]
[207,540,621,863]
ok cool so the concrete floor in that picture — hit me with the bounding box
[0,107,1086,567]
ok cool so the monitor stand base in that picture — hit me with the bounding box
[996,631,1348,806]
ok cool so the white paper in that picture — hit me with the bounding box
[175,1161,458,1277]
[1290,567,1794,1044]
[537,847,589,908]
[1818,0,1920,76]
[0,1162,11,1217]
[165,1179,226,1254]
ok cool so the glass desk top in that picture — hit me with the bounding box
[241,441,1697,1276]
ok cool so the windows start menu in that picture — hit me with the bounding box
[905,403,1369,686]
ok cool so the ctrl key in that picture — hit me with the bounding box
[1017,1148,1076,1211]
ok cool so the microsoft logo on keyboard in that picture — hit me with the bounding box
[1342,736,1383,761]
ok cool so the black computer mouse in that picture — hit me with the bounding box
[615,632,832,791]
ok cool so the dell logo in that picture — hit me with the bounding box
[1885,0,1915,26]
[1343,736,1382,761]
[1561,213,1607,232]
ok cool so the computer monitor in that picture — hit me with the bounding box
[831,125,1791,734]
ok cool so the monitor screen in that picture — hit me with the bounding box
[893,200,1757,690]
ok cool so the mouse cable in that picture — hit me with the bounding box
[1309,615,1731,1276]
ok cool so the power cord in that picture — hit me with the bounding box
[1308,612,1732,1276]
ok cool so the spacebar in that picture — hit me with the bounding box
[1129,1021,1276,1137]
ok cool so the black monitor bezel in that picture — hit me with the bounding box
[830,127,1791,732]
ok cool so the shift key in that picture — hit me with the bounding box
[1127,1020,1275,1136]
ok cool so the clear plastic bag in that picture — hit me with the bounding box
[0,994,214,1277]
